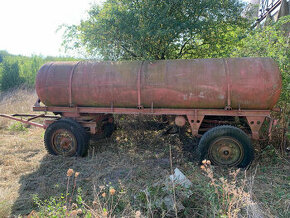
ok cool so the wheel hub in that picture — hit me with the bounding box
[51,129,77,156]
[208,136,244,167]
[60,138,71,149]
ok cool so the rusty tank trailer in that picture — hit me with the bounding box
[0,58,282,168]
[36,58,281,110]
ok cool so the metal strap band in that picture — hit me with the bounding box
[223,59,231,110]
[43,63,54,105]
[69,61,81,107]
[137,61,145,108]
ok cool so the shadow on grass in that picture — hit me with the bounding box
[11,121,198,216]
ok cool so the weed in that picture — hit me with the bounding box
[196,160,275,218]
[201,161,253,217]
[31,169,140,218]
[137,185,169,216]
[8,122,28,132]
[31,169,85,217]
[84,183,135,217]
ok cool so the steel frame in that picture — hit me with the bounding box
[0,99,272,140]
[33,105,271,139]
[0,114,59,129]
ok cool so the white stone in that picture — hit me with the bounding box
[169,168,192,189]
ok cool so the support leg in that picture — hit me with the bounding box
[187,115,204,136]
[246,116,265,140]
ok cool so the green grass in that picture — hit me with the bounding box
[8,122,28,132]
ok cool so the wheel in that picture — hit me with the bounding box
[198,125,254,168]
[44,119,89,157]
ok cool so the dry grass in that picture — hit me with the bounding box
[0,88,37,128]
[0,88,44,217]
[200,161,264,218]
[0,89,289,217]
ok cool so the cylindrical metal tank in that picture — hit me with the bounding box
[36,58,281,110]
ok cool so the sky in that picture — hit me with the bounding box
[0,0,251,57]
[0,0,104,57]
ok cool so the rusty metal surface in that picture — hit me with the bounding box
[33,105,271,117]
[175,116,186,127]
[0,114,46,128]
[33,105,271,139]
[36,58,281,110]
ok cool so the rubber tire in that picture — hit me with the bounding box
[44,118,89,157]
[198,125,254,168]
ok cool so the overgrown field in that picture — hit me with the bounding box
[0,89,289,217]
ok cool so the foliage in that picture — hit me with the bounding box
[33,194,70,217]
[232,16,290,104]
[30,164,260,218]
[86,184,134,217]
[0,60,23,91]
[32,169,136,217]
[0,50,9,63]
[32,169,85,217]
[20,56,44,87]
[62,0,250,60]
[200,161,253,218]
[0,51,80,91]
[8,122,28,132]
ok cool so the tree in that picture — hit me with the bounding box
[232,16,290,103]
[62,0,249,60]
[0,50,9,63]
[28,56,42,87]
[0,60,23,91]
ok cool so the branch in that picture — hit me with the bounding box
[176,38,191,59]
[121,44,138,58]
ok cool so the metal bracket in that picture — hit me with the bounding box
[246,116,265,140]
[187,113,204,136]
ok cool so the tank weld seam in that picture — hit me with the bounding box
[223,59,232,110]
[137,61,145,109]
[69,61,82,107]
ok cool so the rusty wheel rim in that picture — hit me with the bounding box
[51,129,77,156]
[208,136,244,167]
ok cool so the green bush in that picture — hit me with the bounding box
[0,51,80,91]
[0,60,23,91]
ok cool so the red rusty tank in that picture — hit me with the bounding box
[35,58,281,110]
